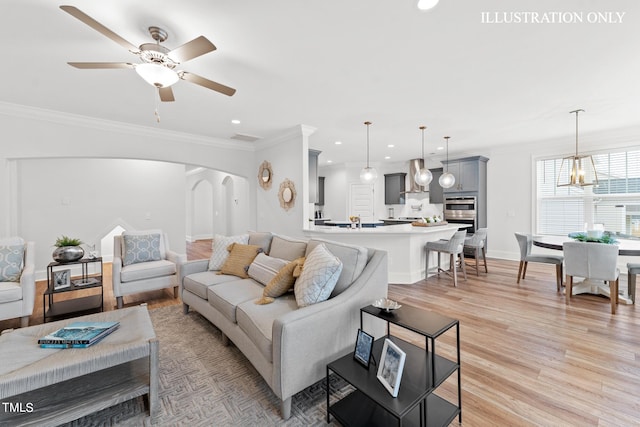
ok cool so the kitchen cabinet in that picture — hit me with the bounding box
[441,156,488,194]
[309,149,321,203]
[316,176,325,206]
[429,168,444,204]
[384,173,406,205]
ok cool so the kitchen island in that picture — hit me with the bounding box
[304,223,460,284]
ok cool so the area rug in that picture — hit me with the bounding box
[63,304,350,426]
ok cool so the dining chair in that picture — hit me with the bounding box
[425,230,467,286]
[514,232,564,291]
[563,241,619,314]
[464,228,488,276]
[627,263,639,304]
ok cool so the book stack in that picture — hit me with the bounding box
[38,321,120,349]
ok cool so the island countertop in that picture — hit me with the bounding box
[306,223,459,234]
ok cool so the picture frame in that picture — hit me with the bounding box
[353,329,374,368]
[53,269,71,290]
[377,338,406,397]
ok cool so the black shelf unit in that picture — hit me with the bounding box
[43,257,104,322]
[326,304,460,426]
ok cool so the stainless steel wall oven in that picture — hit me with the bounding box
[444,196,477,234]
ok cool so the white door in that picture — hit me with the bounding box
[349,184,375,221]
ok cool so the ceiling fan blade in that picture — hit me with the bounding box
[60,5,139,53]
[159,87,175,102]
[68,62,135,69]
[181,72,236,97]
[168,36,216,63]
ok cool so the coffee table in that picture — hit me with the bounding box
[0,305,158,426]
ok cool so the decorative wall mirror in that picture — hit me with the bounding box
[258,160,273,190]
[278,178,297,211]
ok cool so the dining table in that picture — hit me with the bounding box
[532,233,640,304]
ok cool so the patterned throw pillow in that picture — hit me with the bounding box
[248,253,289,286]
[0,244,24,282]
[122,234,162,266]
[218,243,262,278]
[294,244,343,308]
[256,257,305,305]
[209,234,249,271]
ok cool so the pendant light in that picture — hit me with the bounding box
[360,121,378,183]
[557,109,598,188]
[439,136,456,189]
[414,126,433,186]
[417,0,440,11]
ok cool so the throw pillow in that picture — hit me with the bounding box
[247,253,289,286]
[218,243,262,278]
[209,234,249,271]
[122,234,161,266]
[294,244,343,308]
[256,257,305,305]
[0,244,25,282]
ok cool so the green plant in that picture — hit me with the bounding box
[54,235,83,247]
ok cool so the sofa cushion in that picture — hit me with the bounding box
[207,279,264,323]
[268,235,307,261]
[247,253,289,286]
[120,259,176,283]
[183,272,241,300]
[256,257,305,305]
[0,243,24,283]
[295,244,343,307]
[219,243,262,278]
[0,282,22,303]
[122,233,162,266]
[248,231,273,255]
[306,239,369,296]
[208,234,249,271]
[237,294,298,362]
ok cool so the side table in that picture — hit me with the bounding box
[43,257,104,322]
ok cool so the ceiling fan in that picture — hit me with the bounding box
[60,5,236,102]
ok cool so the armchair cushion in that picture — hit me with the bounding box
[0,282,22,303]
[122,233,162,266]
[219,243,262,278]
[208,234,249,271]
[0,243,24,282]
[120,259,177,282]
[294,244,343,308]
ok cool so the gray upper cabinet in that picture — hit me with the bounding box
[316,176,325,206]
[429,168,443,204]
[309,149,321,203]
[384,173,406,205]
[441,156,489,194]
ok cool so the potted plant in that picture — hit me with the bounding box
[53,235,85,263]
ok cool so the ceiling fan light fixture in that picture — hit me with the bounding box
[417,0,440,11]
[135,63,179,88]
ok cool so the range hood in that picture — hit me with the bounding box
[404,159,429,194]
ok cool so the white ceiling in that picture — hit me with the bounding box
[3,0,640,166]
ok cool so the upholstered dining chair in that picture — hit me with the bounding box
[112,230,186,309]
[425,230,467,286]
[464,228,488,276]
[627,263,639,304]
[0,237,35,327]
[515,232,564,291]
[563,241,619,314]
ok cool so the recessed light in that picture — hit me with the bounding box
[334,141,342,145]
[385,156,391,160]
[327,160,333,163]
[387,144,395,148]
[231,119,241,124]
[437,146,444,150]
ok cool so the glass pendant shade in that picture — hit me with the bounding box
[557,109,598,188]
[360,121,378,184]
[439,172,455,188]
[135,63,179,88]
[415,168,433,186]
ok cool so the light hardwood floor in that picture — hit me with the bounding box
[2,240,638,426]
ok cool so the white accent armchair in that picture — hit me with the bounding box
[112,230,186,309]
[0,239,35,327]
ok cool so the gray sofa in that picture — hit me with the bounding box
[180,233,388,419]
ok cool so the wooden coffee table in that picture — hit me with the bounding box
[0,305,158,426]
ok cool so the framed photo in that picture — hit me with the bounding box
[53,269,71,290]
[377,339,406,397]
[353,329,374,368]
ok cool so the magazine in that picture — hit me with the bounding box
[38,321,120,346]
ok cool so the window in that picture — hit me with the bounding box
[536,149,640,236]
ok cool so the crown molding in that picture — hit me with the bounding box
[0,101,254,152]
[255,124,317,151]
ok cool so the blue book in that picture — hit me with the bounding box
[38,321,119,346]
[39,329,117,348]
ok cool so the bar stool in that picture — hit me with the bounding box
[425,230,467,286]
[628,263,639,304]
[464,228,488,276]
